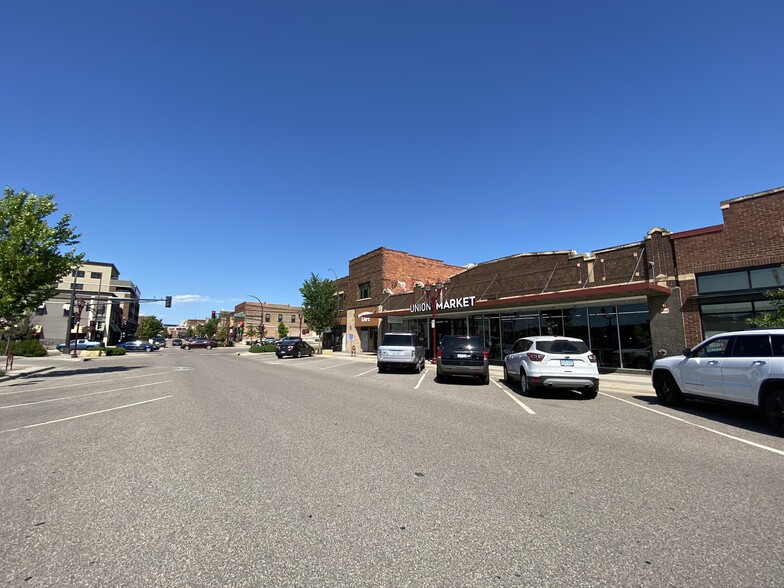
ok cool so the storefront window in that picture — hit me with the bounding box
[616,303,652,369]
[540,309,563,336]
[701,302,754,337]
[563,308,589,343]
[697,271,750,293]
[750,266,784,289]
[588,306,620,368]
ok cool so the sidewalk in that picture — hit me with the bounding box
[1,350,83,380]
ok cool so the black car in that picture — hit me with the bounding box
[436,335,489,384]
[116,340,158,352]
[275,337,314,358]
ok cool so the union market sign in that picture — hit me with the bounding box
[410,296,476,313]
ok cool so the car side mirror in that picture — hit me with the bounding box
[682,348,692,357]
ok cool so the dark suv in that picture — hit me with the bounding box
[275,337,314,358]
[377,332,426,373]
[436,335,489,384]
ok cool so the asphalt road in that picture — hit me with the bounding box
[2,348,783,586]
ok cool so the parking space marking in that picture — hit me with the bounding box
[414,368,430,389]
[0,381,171,410]
[600,392,784,457]
[494,380,536,414]
[354,367,377,377]
[318,360,360,371]
[1,396,172,433]
[0,372,172,397]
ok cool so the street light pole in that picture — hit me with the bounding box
[424,282,443,364]
[247,294,265,341]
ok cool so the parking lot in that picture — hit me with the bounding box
[2,348,783,586]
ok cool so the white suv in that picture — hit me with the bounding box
[503,336,600,399]
[651,329,784,435]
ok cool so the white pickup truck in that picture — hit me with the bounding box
[56,339,104,353]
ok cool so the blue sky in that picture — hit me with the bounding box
[2,1,782,324]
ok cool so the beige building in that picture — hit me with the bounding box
[234,301,311,342]
[32,261,140,347]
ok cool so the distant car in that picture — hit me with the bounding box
[116,340,158,352]
[275,337,314,358]
[182,338,216,350]
[56,339,104,353]
[436,335,489,384]
[651,328,784,435]
[262,337,277,345]
[151,336,167,348]
[171,338,183,346]
[377,332,426,373]
[503,335,599,399]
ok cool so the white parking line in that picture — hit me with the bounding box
[414,368,429,389]
[354,367,377,377]
[0,381,171,409]
[493,379,536,414]
[600,392,784,457]
[1,396,172,433]
[319,361,360,371]
[0,372,172,396]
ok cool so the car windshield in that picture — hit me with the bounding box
[382,335,415,346]
[442,337,482,352]
[536,339,590,354]
[281,338,300,343]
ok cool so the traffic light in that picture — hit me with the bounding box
[211,310,216,319]
[165,296,172,308]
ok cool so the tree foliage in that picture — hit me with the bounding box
[277,321,289,339]
[747,288,784,328]
[136,315,166,340]
[0,187,84,327]
[299,272,337,336]
[196,316,219,338]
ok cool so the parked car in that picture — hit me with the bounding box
[151,336,167,348]
[171,338,183,346]
[56,339,104,353]
[116,340,158,352]
[436,335,489,384]
[262,337,277,345]
[275,337,314,358]
[377,332,426,373]
[651,329,784,435]
[503,336,599,399]
[182,338,217,350]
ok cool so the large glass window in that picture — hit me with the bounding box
[697,271,749,293]
[750,266,784,289]
[358,282,371,299]
[616,303,653,369]
[563,308,589,344]
[588,306,620,368]
[701,302,754,337]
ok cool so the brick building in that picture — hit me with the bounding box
[341,186,784,369]
[233,302,309,342]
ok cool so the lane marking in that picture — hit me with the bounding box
[318,361,360,371]
[414,368,429,389]
[354,367,377,377]
[1,396,172,433]
[600,392,784,457]
[492,379,536,414]
[0,372,172,397]
[0,381,171,410]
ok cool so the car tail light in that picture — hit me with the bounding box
[483,350,488,360]
[437,348,443,358]
[526,352,545,362]
[588,354,597,363]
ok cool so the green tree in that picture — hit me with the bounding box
[277,321,289,339]
[202,316,219,338]
[299,272,337,336]
[0,187,84,328]
[136,315,165,340]
[747,288,784,328]
[186,326,195,338]
[245,324,258,341]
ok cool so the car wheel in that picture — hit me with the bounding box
[276,353,282,359]
[520,369,533,396]
[294,350,300,358]
[483,371,490,385]
[145,347,152,353]
[503,364,510,383]
[582,386,598,400]
[654,372,684,406]
[763,391,784,436]
[184,345,190,350]
[378,364,386,373]
[436,370,444,383]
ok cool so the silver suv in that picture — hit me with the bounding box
[651,329,784,435]
[377,332,426,373]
